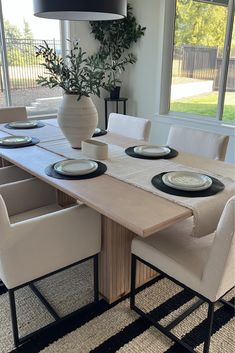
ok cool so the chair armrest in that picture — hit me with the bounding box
[0,178,57,216]
[8,204,89,241]
[0,165,32,185]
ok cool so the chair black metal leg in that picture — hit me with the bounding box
[94,254,99,303]
[130,254,137,309]
[130,255,235,353]
[203,302,215,353]
[166,299,204,331]
[29,283,60,320]
[219,298,235,310]
[9,290,20,347]
[7,255,101,348]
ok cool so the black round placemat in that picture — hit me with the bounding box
[93,129,107,137]
[125,146,178,160]
[45,160,107,180]
[0,137,40,149]
[4,122,45,129]
[151,172,225,198]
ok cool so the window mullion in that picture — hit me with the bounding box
[158,0,176,115]
[0,0,12,106]
[216,0,234,120]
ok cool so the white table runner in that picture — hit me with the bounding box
[39,140,235,238]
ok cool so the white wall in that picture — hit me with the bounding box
[121,0,164,119]
[66,0,165,128]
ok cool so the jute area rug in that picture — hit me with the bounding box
[0,260,234,353]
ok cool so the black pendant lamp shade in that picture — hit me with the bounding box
[33,0,127,21]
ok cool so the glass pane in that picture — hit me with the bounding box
[0,0,62,116]
[223,17,235,122]
[170,0,228,119]
[0,63,7,108]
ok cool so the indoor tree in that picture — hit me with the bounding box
[90,4,146,98]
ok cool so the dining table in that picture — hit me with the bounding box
[0,118,234,304]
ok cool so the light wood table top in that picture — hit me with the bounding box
[0,145,191,237]
[0,120,234,237]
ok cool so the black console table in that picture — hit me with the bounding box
[104,97,128,129]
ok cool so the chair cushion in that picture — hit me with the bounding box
[10,203,62,223]
[132,218,215,299]
[167,125,229,161]
[108,113,151,141]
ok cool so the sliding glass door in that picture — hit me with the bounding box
[0,0,62,117]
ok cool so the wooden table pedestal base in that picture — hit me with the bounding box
[99,216,157,304]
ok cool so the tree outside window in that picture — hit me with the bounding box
[170,0,234,122]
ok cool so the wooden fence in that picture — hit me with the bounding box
[173,45,235,91]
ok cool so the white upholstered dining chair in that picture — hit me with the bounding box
[107,113,151,141]
[131,196,235,353]
[167,125,229,161]
[0,178,101,347]
[0,106,27,123]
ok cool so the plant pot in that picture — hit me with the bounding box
[57,94,98,149]
[110,86,121,100]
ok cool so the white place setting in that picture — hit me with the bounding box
[53,159,98,176]
[125,144,178,159]
[0,135,32,146]
[162,171,213,191]
[7,120,41,129]
[134,144,171,157]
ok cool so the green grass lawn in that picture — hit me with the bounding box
[171,92,235,122]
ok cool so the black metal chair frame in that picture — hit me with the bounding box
[130,254,234,353]
[7,254,99,348]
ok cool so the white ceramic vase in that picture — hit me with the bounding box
[57,94,98,148]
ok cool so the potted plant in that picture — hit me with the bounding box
[90,4,146,99]
[35,40,105,148]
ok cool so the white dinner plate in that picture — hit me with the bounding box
[54,159,98,176]
[95,128,101,134]
[8,120,39,129]
[0,135,32,146]
[162,171,212,191]
[134,145,171,157]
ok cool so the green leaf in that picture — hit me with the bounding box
[35,40,105,97]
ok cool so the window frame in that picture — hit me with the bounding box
[159,0,235,125]
[0,0,11,106]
